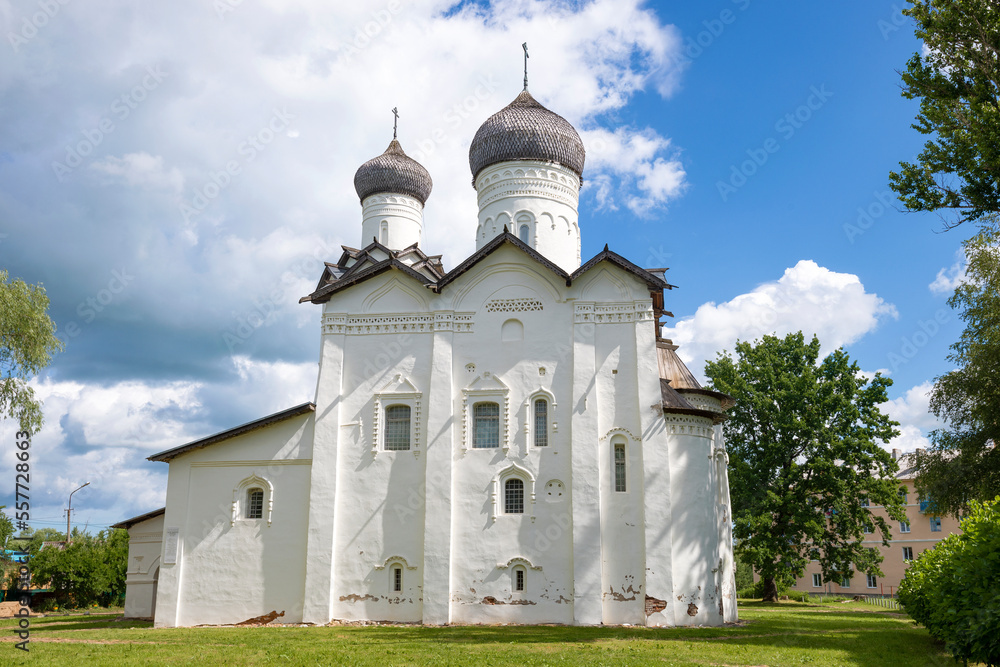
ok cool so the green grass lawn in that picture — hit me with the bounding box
[0,599,964,666]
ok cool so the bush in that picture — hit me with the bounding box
[898,497,1000,666]
[736,577,792,600]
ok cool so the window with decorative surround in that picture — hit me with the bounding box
[373,375,422,457]
[525,390,556,449]
[232,474,273,526]
[462,373,510,453]
[492,464,535,522]
[613,436,627,492]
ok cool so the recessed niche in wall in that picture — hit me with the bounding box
[501,318,523,342]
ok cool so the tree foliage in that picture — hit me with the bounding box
[30,528,129,608]
[705,332,905,602]
[918,218,1000,513]
[898,497,1000,666]
[889,0,1000,228]
[0,269,64,434]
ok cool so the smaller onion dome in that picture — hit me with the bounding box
[354,139,433,205]
[469,90,586,182]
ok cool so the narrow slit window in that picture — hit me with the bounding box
[379,220,389,245]
[385,405,411,450]
[505,478,524,514]
[534,398,548,447]
[518,225,530,244]
[515,567,525,592]
[473,402,500,448]
[392,566,402,592]
[246,488,264,519]
[614,442,627,492]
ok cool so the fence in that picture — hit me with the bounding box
[864,595,900,610]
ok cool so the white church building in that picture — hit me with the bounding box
[116,79,739,628]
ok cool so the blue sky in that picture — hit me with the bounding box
[0,0,969,532]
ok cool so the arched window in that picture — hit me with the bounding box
[518,225,530,244]
[379,220,388,245]
[473,402,500,448]
[505,478,524,514]
[613,438,627,492]
[384,405,411,450]
[392,565,403,592]
[513,565,526,592]
[245,487,264,519]
[533,398,548,447]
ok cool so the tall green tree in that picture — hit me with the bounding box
[0,269,64,434]
[889,0,1000,228]
[705,332,906,602]
[917,218,1000,513]
[30,528,129,607]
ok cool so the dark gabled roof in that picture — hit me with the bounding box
[302,241,445,304]
[111,507,165,530]
[572,245,674,291]
[148,402,316,462]
[301,258,434,304]
[433,230,570,292]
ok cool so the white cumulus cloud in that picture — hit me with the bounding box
[663,260,898,379]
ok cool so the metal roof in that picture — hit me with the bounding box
[148,403,316,462]
[111,507,165,530]
[469,90,585,184]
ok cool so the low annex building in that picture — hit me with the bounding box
[117,76,739,628]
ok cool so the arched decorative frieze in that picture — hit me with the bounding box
[372,374,422,458]
[497,556,542,571]
[452,265,563,311]
[573,301,656,325]
[599,426,641,442]
[322,311,473,335]
[231,474,274,527]
[486,297,544,313]
[375,555,418,571]
[662,414,716,438]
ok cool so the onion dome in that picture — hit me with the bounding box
[354,139,433,205]
[469,90,586,182]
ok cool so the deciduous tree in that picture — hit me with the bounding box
[889,0,1000,228]
[0,269,63,434]
[706,332,906,602]
[917,218,1000,512]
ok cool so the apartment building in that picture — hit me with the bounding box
[792,449,961,596]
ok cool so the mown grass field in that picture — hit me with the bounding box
[0,599,964,666]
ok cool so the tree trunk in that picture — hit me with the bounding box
[761,576,779,602]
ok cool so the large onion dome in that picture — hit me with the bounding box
[354,139,433,204]
[469,90,586,182]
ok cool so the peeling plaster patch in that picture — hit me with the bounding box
[482,596,501,605]
[237,610,285,625]
[340,594,379,603]
[644,595,667,616]
[607,585,640,602]
[555,595,572,604]
[686,603,698,617]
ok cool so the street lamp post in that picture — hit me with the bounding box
[65,482,90,545]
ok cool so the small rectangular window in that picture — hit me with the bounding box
[899,489,908,504]
[867,574,877,589]
[473,402,500,448]
[863,523,872,534]
[385,405,411,450]
[841,576,851,588]
[393,566,402,592]
[812,573,821,587]
[534,399,548,447]
[860,497,869,507]
[930,516,942,532]
[515,568,525,592]
[899,521,911,533]
[902,546,914,561]
[614,443,626,492]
